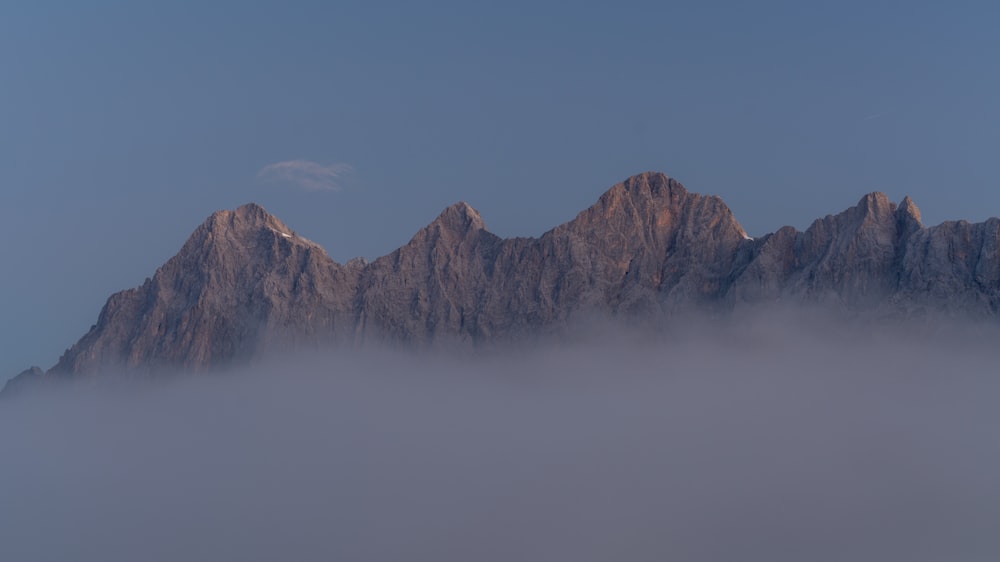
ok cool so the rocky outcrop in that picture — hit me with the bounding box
[729,192,922,307]
[50,203,359,376]
[355,202,503,346]
[6,171,1000,392]
[894,217,1000,315]
[479,173,750,330]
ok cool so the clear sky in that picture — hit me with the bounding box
[2,0,998,377]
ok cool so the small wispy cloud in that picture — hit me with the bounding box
[257,160,353,191]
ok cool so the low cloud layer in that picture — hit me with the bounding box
[2,319,1000,561]
[257,160,353,191]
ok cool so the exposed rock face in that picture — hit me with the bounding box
[356,173,749,345]
[895,217,1000,314]
[729,192,921,307]
[6,171,1000,392]
[483,173,749,328]
[356,202,503,345]
[52,204,360,376]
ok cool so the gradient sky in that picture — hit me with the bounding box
[2,0,998,377]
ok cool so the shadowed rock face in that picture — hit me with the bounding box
[7,171,1000,389]
[729,192,923,307]
[895,217,1000,314]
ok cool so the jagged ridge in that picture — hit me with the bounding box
[7,171,1000,393]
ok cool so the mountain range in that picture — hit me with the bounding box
[6,171,1000,395]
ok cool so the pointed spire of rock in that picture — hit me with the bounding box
[233,202,272,222]
[428,201,487,235]
[620,171,688,198]
[566,171,744,241]
[853,192,894,221]
[204,202,294,235]
[896,195,923,233]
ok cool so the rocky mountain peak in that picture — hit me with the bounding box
[567,172,692,234]
[622,171,687,195]
[853,192,895,222]
[603,171,688,209]
[896,195,923,232]
[180,202,326,267]
[205,202,294,237]
[837,192,923,239]
[424,201,488,237]
[8,172,1000,393]
[567,171,747,244]
[233,201,270,220]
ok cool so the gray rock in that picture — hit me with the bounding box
[7,171,1000,391]
[51,203,359,376]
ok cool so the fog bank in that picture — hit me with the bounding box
[2,321,1000,561]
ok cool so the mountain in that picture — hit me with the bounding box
[6,172,1000,393]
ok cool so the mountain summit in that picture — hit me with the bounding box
[49,201,357,376]
[7,172,1000,393]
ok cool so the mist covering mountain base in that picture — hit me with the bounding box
[7,171,1000,392]
[3,317,1000,562]
[6,167,1000,561]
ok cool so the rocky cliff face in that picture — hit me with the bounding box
[895,216,1000,315]
[7,171,1000,392]
[52,204,360,376]
[729,192,923,307]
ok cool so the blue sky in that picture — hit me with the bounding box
[2,0,998,377]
